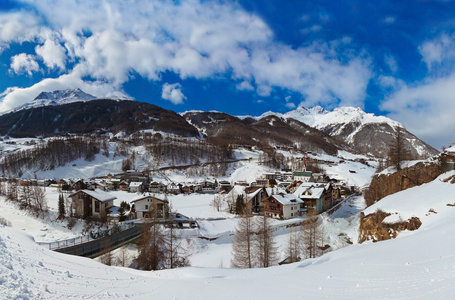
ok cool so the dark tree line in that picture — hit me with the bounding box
[0,136,103,177]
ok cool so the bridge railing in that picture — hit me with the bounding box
[36,222,136,250]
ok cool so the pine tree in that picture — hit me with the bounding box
[254,214,278,268]
[58,192,65,219]
[235,194,245,215]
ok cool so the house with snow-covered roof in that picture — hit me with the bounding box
[130,194,169,219]
[129,181,143,193]
[69,189,116,219]
[293,171,313,182]
[264,194,304,219]
[294,182,333,214]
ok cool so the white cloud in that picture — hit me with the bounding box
[285,102,296,109]
[384,54,398,73]
[10,53,40,76]
[236,81,254,91]
[161,83,186,105]
[380,73,455,149]
[35,39,67,70]
[0,0,373,112]
[419,33,455,71]
[0,65,127,112]
[383,16,396,24]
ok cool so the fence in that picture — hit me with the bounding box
[56,225,143,258]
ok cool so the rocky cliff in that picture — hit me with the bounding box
[358,210,422,243]
[364,161,442,207]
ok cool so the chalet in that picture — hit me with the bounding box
[252,179,268,187]
[72,179,86,191]
[244,186,265,213]
[217,180,231,193]
[293,171,313,182]
[129,181,143,193]
[69,189,116,219]
[181,185,195,194]
[130,194,169,219]
[118,181,129,191]
[87,181,107,191]
[264,194,304,220]
[201,181,217,194]
[149,181,166,193]
[167,183,181,194]
[101,180,115,191]
[294,182,333,214]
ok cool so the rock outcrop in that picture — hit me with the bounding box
[358,210,422,243]
[364,162,442,207]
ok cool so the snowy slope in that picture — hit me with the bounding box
[243,104,437,158]
[246,105,400,131]
[11,88,96,112]
[2,171,455,299]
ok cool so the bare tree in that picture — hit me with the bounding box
[116,245,131,267]
[31,185,47,213]
[231,206,256,268]
[387,127,411,171]
[302,212,321,259]
[164,205,190,269]
[135,221,167,270]
[99,239,114,266]
[287,226,301,263]
[254,214,278,268]
[212,194,224,212]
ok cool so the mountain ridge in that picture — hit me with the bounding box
[0,89,439,159]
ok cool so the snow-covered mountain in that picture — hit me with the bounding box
[247,105,438,159]
[13,88,96,112]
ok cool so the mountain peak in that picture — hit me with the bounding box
[12,88,97,112]
[33,88,95,101]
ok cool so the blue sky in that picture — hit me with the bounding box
[0,0,455,149]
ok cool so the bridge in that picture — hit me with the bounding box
[37,222,143,258]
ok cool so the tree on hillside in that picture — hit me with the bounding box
[302,211,323,259]
[231,205,256,268]
[254,214,279,268]
[287,226,302,263]
[58,192,65,219]
[135,221,167,271]
[235,194,245,215]
[165,208,190,269]
[387,127,411,171]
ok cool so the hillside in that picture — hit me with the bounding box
[0,99,199,138]
[2,172,455,299]
[183,111,345,155]
[249,105,439,159]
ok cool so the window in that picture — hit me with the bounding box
[95,201,100,213]
[145,205,149,210]
[291,207,293,210]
